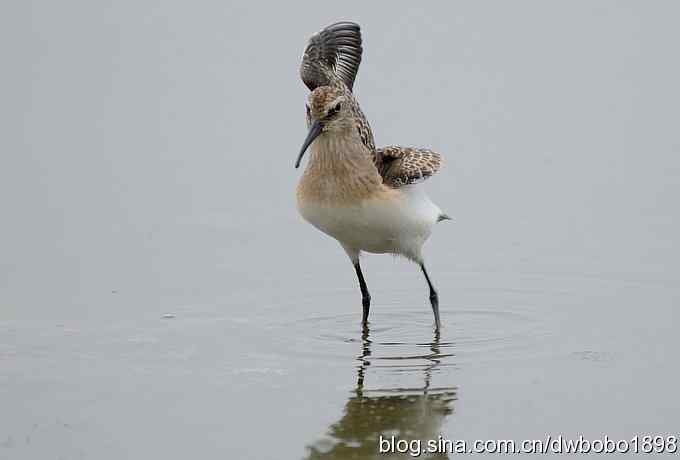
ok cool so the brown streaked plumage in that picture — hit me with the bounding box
[295,21,450,330]
[374,146,444,188]
[299,25,442,191]
[297,130,390,206]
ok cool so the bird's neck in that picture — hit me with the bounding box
[309,130,375,172]
[298,132,383,204]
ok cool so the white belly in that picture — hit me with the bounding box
[297,186,442,261]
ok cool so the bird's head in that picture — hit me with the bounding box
[295,86,351,168]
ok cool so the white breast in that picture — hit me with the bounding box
[298,185,442,262]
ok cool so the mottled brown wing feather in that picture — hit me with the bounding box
[375,146,443,187]
[300,22,363,92]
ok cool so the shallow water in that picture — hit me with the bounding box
[2,2,680,459]
[4,269,677,458]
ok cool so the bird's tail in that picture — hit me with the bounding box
[437,213,452,222]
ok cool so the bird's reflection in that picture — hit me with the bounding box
[304,326,457,460]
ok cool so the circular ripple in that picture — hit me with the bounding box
[270,287,555,368]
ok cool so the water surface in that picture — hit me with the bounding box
[2,1,680,458]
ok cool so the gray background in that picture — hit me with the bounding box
[2,1,679,459]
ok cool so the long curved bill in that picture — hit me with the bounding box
[295,120,323,169]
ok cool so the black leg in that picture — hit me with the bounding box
[354,262,371,324]
[420,264,441,330]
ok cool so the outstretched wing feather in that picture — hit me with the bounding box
[300,22,363,92]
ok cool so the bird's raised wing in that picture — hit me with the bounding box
[300,21,363,92]
[375,146,443,188]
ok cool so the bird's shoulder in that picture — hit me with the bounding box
[349,98,375,153]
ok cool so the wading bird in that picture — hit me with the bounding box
[295,22,449,330]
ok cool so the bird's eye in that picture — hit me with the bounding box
[328,103,341,117]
